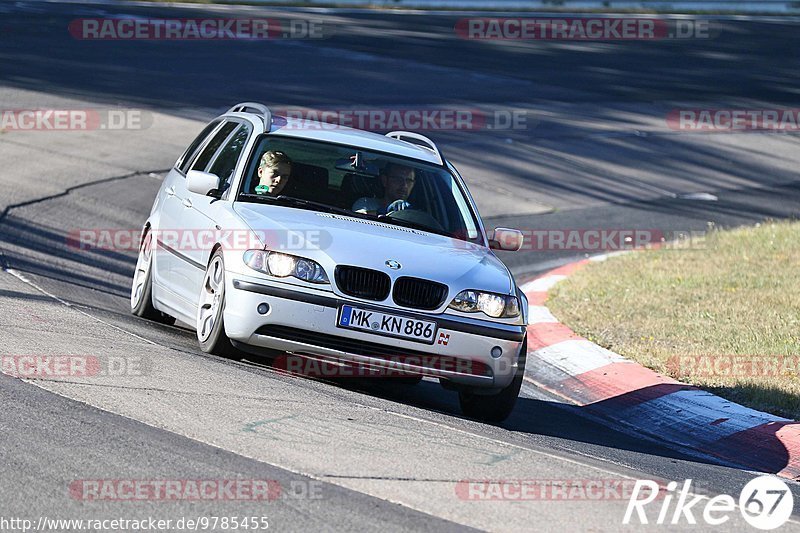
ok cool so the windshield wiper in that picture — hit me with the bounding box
[238,194,354,217]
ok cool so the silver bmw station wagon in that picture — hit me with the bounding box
[131,102,528,422]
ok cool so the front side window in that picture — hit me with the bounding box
[237,136,483,244]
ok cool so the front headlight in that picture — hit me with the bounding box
[243,250,329,284]
[267,253,295,277]
[448,290,520,318]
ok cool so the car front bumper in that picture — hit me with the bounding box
[223,275,526,389]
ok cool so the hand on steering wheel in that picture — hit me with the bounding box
[385,199,411,214]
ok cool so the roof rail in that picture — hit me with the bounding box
[385,131,443,165]
[227,102,272,129]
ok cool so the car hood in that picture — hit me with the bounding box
[234,203,514,295]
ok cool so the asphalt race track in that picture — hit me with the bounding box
[2,1,800,530]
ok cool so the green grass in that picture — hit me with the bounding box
[547,221,800,419]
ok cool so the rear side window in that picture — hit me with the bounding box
[191,122,239,172]
[177,120,221,174]
[208,124,251,192]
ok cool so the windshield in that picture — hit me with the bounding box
[237,136,483,244]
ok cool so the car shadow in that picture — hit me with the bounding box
[245,354,797,478]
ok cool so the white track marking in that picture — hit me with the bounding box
[532,339,628,376]
[520,274,566,293]
[527,305,559,324]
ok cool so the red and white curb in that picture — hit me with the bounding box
[520,256,800,480]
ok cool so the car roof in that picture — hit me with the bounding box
[225,112,445,166]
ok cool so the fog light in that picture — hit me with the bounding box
[257,303,270,315]
[491,346,503,359]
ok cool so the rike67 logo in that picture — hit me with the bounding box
[624,476,794,530]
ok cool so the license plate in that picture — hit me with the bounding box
[337,305,437,344]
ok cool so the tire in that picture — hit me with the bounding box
[196,249,238,357]
[458,338,527,423]
[130,229,175,325]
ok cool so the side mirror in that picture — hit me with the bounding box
[186,170,221,197]
[489,227,524,252]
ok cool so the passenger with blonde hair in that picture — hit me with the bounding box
[255,150,292,196]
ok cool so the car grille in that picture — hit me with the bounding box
[334,266,391,301]
[393,277,449,310]
[254,326,492,377]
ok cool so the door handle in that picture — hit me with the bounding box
[165,186,175,197]
[182,198,193,208]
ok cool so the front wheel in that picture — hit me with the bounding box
[458,338,526,423]
[196,250,237,357]
[130,229,175,325]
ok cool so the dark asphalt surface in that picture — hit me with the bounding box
[2,1,800,530]
[0,369,471,532]
[3,3,799,106]
[496,179,800,277]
